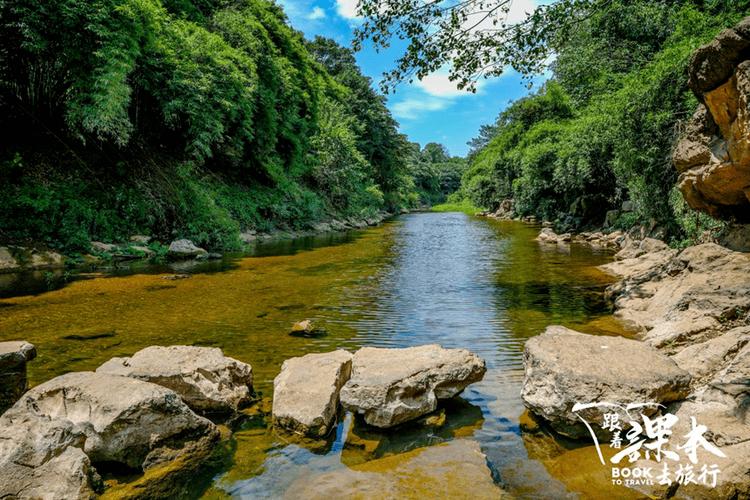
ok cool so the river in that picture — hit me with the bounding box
[0,212,635,498]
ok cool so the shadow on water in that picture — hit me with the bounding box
[0,212,631,498]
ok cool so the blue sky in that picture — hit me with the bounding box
[280,0,548,157]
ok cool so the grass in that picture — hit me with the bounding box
[431,200,484,215]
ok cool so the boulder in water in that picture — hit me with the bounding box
[289,319,327,337]
[9,371,216,469]
[521,326,691,438]
[0,341,36,415]
[167,239,207,259]
[339,345,486,428]
[272,350,352,437]
[97,345,254,415]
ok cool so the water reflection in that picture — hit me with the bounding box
[0,213,626,497]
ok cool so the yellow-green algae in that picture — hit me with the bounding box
[0,214,637,497]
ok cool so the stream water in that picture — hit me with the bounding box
[0,212,638,498]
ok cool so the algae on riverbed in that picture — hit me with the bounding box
[0,214,628,497]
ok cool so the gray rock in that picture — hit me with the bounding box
[29,251,64,270]
[603,243,750,349]
[0,411,101,499]
[0,247,20,272]
[167,239,207,259]
[97,345,253,415]
[719,223,750,252]
[702,341,750,417]
[672,326,750,382]
[521,326,691,438]
[9,371,215,469]
[240,231,257,244]
[129,245,155,257]
[0,341,36,415]
[340,345,486,428]
[90,241,117,253]
[613,237,669,260]
[129,234,151,244]
[272,350,352,437]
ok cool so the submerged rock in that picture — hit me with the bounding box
[167,239,208,259]
[521,326,691,438]
[97,345,253,415]
[9,371,216,469]
[340,345,486,428]
[284,439,505,499]
[289,319,327,337]
[0,412,101,499]
[0,341,36,415]
[272,350,352,437]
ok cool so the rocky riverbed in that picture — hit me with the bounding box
[524,227,750,498]
[0,341,488,498]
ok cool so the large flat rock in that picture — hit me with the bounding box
[521,326,691,438]
[272,349,352,437]
[340,345,486,428]
[602,243,750,351]
[8,371,216,469]
[97,345,253,415]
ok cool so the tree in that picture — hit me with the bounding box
[353,0,608,92]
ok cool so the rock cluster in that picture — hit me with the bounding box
[525,220,750,495]
[674,17,750,222]
[0,341,36,415]
[0,246,64,273]
[602,242,750,350]
[272,345,486,436]
[536,227,625,249]
[601,242,750,496]
[0,344,251,498]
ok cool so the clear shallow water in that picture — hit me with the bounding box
[0,213,634,498]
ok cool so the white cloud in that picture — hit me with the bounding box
[392,97,449,120]
[506,0,537,24]
[461,0,537,34]
[307,6,326,19]
[415,70,483,98]
[336,0,361,19]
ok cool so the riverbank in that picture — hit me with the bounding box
[528,227,750,498]
[0,210,399,275]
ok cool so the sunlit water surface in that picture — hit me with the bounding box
[0,213,635,498]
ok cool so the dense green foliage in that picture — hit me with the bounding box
[451,1,747,238]
[407,143,467,206]
[0,0,460,252]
